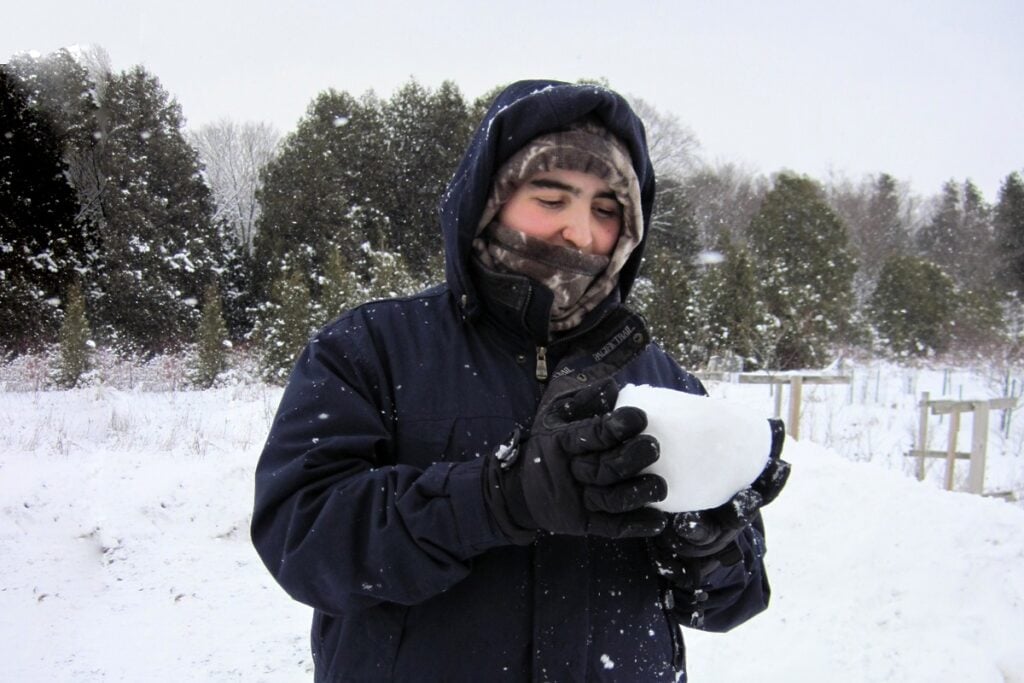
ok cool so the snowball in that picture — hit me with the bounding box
[695,249,725,265]
[616,384,772,512]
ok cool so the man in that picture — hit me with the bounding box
[252,80,788,681]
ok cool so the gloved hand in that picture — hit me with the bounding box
[653,419,790,571]
[484,379,669,541]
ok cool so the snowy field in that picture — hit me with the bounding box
[2,361,1023,682]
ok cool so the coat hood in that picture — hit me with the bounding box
[439,80,656,319]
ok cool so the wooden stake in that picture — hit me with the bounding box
[917,391,929,481]
[789,376,803,441]
[968,403,989,495]
[944,411,960,491]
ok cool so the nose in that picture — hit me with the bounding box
[561,208,594,252]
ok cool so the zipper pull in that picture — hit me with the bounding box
[535,346,548,381]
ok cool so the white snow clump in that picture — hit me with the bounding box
[616,384,772,512]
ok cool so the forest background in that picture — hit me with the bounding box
[3,46,1024,387]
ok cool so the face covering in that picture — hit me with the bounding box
[474,222,611,331]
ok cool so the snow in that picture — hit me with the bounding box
[617,384,772,511]
[1,361,1023,681]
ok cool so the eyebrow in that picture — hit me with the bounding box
[528,178,618,201]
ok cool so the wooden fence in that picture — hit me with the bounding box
[907,392,1017,496]
[735,374,852,440]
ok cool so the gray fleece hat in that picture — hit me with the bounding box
[476,119,644,246]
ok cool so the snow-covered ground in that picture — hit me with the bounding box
[2,361,1023,682]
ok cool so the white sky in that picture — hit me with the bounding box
[3,0,1022,201]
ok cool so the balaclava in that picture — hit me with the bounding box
[471,119,644,332]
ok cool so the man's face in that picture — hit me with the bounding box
[497,169,622,256]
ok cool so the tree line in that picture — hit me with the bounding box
[2,48,1024,387]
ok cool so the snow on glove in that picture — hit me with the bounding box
[483,379,669,542]
[653,419,790,571]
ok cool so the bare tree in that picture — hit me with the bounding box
[626,95,701,181]
[826,172,919,301]
[682,162,769,249]
[188,120,281,252]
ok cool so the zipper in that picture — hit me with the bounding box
[662,587,686,671]
[535,346,548,381]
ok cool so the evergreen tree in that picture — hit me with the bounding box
[950,286,1005,353]
[6,49,107,280]
[869,256,956,356]
[996,171,1024,294]
[917,180,960,271]
[55,281,92,387]
[215,218,258,340]
[254,80,467,331]
[192,283,230,388]
[255,269,313,384]
[0,65,85,349]
[638,176,705,366]
[702,239,774,369]
[636,245,702,365]
[648,174,701,260]
[747,173,856,369]
[316,245,365,326]
[89,66,220,351]
[363,243,424,301]
[253,89,387,299]
[917,179,995,289]
[377,80,472,272]
[959,180,994,289]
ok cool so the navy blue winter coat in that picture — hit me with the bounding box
[251,80,770,682]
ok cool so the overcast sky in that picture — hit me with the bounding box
[3,0,1022,201]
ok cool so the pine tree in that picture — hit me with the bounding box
[214,218,258,340]
[702,239,774,369]
[55,281,93,387]
[869,256,956,356]
[6,49,108,309]
[253,89,387,300]
[950,287,1005,353]
[917,179,995,289]
[192,283,230,388]
[917,180,960,272]
[378,80,472,272]
[256,269,313,384]
[639,245,703,366]
[996,171,1024,294]
[316,245,365,326]
[0,65,84,349]
[747,173,856,369]
[89,66,220,351]
[363,243,424,302]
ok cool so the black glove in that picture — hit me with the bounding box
[653,419,790,571]
[484,379,668,541]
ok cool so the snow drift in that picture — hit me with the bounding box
[2,366,1023,681]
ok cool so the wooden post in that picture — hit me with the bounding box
[916,391,930,481]
[968,403,990,494]
[944,410,960,491]
[773,382,783,419]
[789,376,803,441]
